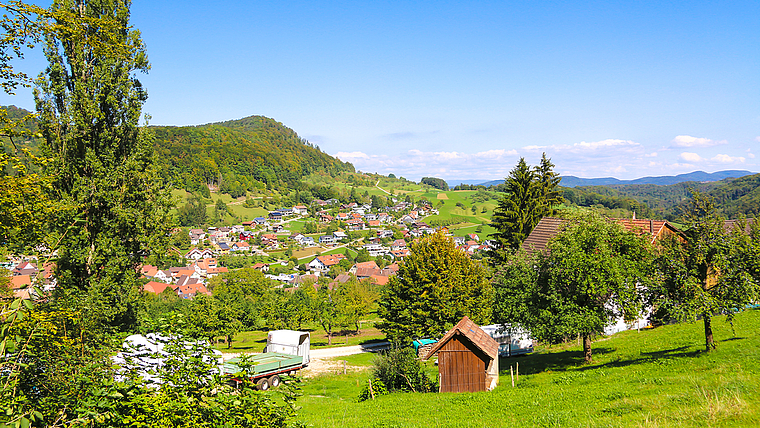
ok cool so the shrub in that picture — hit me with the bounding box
[369,346,435,394]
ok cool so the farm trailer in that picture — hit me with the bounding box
[224,330,310,390]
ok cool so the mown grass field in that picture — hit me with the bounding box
[295,309,760,427]
[212,312,385,353]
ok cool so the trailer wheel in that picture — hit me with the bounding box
[269,375,281,388]
[256,377,270,391]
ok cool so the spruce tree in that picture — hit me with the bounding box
[35,0,171,332]
[489,153,562,262]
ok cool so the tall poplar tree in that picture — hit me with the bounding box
[34,0,171,332]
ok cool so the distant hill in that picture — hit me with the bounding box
[560,170,756,187]
[151,115,355,196]
[448,170,757,189]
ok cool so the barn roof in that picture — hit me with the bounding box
[521,216,684,255]
[423,316,498,361]
[521,217,566,255]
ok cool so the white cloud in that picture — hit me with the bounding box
[644,152,658,157]
[610,165,626,174]
[747,149,755,159]
[333,148,524,181]
[574,139,638,150]
[671,135,727,148]
[711,154,745,163]
[334,151,371,160]
[525,139,639,153]
[679,152,703,162]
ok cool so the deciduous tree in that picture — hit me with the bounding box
[379,231,492,341]
[35,0,172,332]
[653,191,760,351]
[493,211,654,363]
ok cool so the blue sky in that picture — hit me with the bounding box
[3,1,759,181]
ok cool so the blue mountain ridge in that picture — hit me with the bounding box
[447,170,757,188]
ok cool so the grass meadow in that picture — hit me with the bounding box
[295,309,760,427]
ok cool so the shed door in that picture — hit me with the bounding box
[438,337,486,393]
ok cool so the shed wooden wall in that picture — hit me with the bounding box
[437,335,489,393]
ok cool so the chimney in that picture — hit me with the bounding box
[649,219,653,234]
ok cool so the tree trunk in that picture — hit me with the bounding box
[582,334,592,363]
[227,335,233,349]
[327,326,332,345]
[704,313,715,351]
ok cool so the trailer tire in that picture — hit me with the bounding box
[269,375,281,388]
[256,377,270,391]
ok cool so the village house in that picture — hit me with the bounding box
[362,243,387,257]
[390,239,407,251]
[332,231,347,241]
[293,205,308,216]
[319,234,335,245]
[346,218,365,231]
[231,241,250,252]
[349,260,379,274]
[193,258,218,277]
[207,266,228,278]
[177,283,211,299]
[390,248,410,259]
[307,254,347,271]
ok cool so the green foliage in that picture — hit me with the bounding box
[652,190,760,351]
[35,0,172,333]
[371,345,435,393]
[562,186,655,218]
[419,177,448,191]
[490,154,562,261]
[493,211,654,362]
[379,231,492,341]
[358,346,434,401]
[357,378,388,402]
[152,116,354,195]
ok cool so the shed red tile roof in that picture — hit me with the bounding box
[423,316,498,361]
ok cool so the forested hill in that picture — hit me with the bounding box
[151,116,354,196]
[573,173,760,220]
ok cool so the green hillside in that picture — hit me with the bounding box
[298,308,760,427]
[151,115,355,197]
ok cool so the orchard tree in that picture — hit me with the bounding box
[379,231,492,342]
[35,0,172,332]
[653,191,760,351]
[493,212,654,363]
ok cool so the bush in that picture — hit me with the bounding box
[369,346,435,394]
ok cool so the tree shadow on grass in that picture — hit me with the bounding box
[499,347,615,375]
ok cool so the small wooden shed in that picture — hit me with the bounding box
[423,316,499,392]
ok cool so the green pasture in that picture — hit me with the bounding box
[213,318,385,353]
[296,309,760,427]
